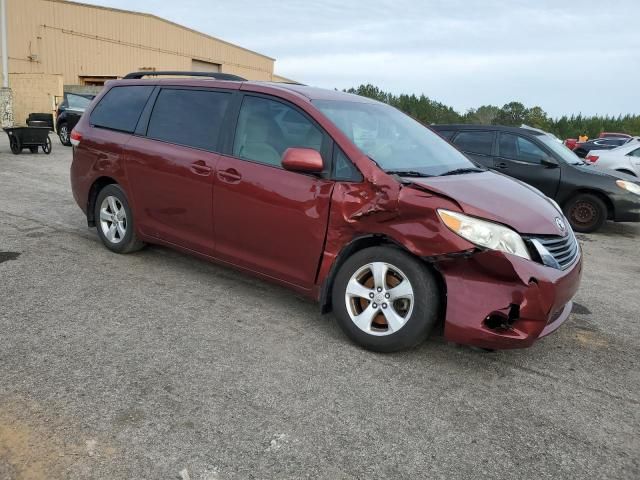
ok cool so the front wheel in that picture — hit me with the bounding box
[331,246,441,352]
[94,184,145,253]
[563,193,607,233]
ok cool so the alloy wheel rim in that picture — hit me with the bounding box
[60,126,68,143]
[344,261,414,336]
[99,196,127,244]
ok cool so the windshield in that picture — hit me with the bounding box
[538,134,585,165]
[313,99,476,176]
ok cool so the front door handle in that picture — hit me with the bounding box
[495,162,508,169]
[190,160,212,176]
[217,168,242,183]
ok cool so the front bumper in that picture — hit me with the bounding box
[437,247,582,350]
[611,191,640,222]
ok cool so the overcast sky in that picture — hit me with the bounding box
[80,0,640,118]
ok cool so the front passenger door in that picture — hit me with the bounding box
[495,132,561,197]
[213,95,334,288]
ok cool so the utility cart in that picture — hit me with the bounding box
[3,126,52,155]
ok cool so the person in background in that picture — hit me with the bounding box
[578,132,589,142]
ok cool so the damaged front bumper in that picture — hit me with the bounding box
[436,247,582,349]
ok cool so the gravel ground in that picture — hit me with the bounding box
[0,134,638,480]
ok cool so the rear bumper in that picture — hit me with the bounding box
[437,247,582,350]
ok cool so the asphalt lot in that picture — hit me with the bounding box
[0,134,639,480]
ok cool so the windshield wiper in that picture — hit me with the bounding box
[439,167,485,176]
[385,170,432,177]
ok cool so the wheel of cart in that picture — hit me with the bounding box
[42,136,52,154]
[3,127,52,155]
[8,134,21,154]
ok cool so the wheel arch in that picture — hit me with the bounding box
[318,234,444,314]
[86,176,118,226]
[616,169,637,177]
[562,188,614,220]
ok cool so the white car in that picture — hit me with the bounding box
[586,138,640,177]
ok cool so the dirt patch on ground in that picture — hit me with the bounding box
[0,398,117,480]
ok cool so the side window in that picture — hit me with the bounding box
[453,131,494,155]
[147,89,231,151]
[499,133,546,163]
[333,148,363,182]
[67,94,91,111]
[90,86,154,133]
[628,147,640,158]
[233,96,324,168]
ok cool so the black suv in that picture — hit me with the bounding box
[56,92,95,146]
[432,124,640,232]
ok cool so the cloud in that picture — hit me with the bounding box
[78,0,640,117]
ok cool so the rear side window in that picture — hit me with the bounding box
[453,131,494,155]
[66,94,92,111]
[147,88,231,151]
[629,147,640,158]
[90,86,153,133]
[233,96,325,168]
[499,133,546,163]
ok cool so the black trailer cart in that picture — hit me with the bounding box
[3,126,52,155]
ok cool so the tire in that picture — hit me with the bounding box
[58,123,71,146]
[94,184,145,254]
[331,246,440,352]
[29,146,38,153]
[42,136,52,154]
[563,193,607,233]
[9,135,21,154]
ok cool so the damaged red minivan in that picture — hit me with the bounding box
[70,72,582,352]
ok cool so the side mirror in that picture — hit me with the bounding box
[281,147,324,173]
[541,155,558,168]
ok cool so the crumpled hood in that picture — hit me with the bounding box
[406,171,566,236]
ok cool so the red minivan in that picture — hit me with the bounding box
[70,72,582,352]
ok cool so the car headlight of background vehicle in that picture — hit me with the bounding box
[438,209,531,260]
[616,180,640,196]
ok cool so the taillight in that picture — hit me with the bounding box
[586,155,599,163]
[70,129,82,147]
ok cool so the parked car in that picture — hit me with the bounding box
[599,132,632,139]
[431,124,640,232]
[585,140,640,177]
[573,137,630,158]
[56,92,95,146]
[70,72,584,352]
[564,138,578,150]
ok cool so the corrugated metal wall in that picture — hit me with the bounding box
[5,0,276,83]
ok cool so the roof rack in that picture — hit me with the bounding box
[122,71,247,81]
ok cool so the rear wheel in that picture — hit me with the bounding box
[58,123,71,146]
[564,193,607,233]
[94,184,145,253]
[331,246,440,352]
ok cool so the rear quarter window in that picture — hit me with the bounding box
[90,86,154,133]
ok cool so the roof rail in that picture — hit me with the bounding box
[122,71,247,81]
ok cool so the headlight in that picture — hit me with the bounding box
[438,209,531,260]
[616,180,640,196]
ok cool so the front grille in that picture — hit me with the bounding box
[527,233,579,270]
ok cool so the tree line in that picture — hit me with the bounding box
[344,84,640,139]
